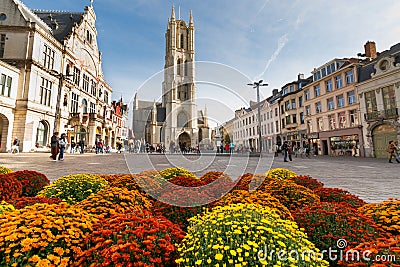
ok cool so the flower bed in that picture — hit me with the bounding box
[265,168,297,180]
[74,212,185,267]
[0,202,98,267]
[176,203,329,266]
[0,174,22,201]
[289,175,324,190]
[293,202,388,254]
[10,196,62,209]
[314,187,366,208]
[9,170,50,197]
[76,186,153,219]
[37,174,108,204]
[159,167,197,180]
[359,199,400,235]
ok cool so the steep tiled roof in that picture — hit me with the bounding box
[33,11,84,43]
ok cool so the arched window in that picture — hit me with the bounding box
[177,59,181,75]
[177,112,188,128]
[36,121,48,147]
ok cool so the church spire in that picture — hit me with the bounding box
[189,10,194,26]
[171,5,176,20]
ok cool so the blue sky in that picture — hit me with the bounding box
[21,0,400,125]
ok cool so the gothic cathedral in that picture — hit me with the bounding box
[132,6,209,150]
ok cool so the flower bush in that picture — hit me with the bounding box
[9,170,50,197]
[210,190,293,220]
[259,179,320,211]
[289,175,324,190]
[338,236,400,266]
[169,175,206,187]
[265,168,297,180]
[10,196,62,209]
[199,171,235,199]
[0,202,98,267]
[314,187,366,208]
[76,187,153,219]
[159,167,197,180]
[0,166,13,174]
[37,174,108,204]
[0,174,22,201]
[359,199,400,235]
[0,200,14,214]
[233,173,268,191]
[293,202,387,254]
[74,212,185,267]
[176,203,329,266]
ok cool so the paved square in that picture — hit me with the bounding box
[1,152,399,203]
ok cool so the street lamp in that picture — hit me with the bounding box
[51,70,73,133]
[247,80,268,154]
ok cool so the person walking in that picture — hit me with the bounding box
[282,141,289,162]
[78,138,85,154]
[58,133,67,161]
[287,143,293,162]
[50,132,59,161]
[229,142,234,154]
[387,140,399,163]
[12,137,20,154]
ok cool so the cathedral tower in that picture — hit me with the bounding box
[162,6,198,149]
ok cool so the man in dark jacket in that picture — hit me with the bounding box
[50,132,59,160]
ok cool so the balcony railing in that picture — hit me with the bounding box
[384,108,398,118]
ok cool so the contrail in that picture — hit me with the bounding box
[255,33,289,80]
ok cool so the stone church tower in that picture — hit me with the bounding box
[162,6,198,148]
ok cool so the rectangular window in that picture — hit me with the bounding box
[299,96,303,107]
[104,91,109,104]
[300,112,305,124]
[82,74,89,92]
[317,117,324,131]
[326,79,333,93]
[39,77,52,106]
[89,102,96,113]
[275,108,278,117]
[349,110,359,127]
[313,71,321,81]
[43,44,55,70]
[305,105,311,115]
[5,76,12,97]
[291,99,296,109]
[382,85,396,111]
[321,68,327,77]
[314,85,321,97]
[73,67,80,86]
[281,118,285,128]
[327,97,335,110]
[0,74,5,96]
[271,122,274,133]
[285,100,290,111]
[337,94,345,108]
[285,115,291,125]
[328,114,336,130]
[90,80,97,96]
[71,92,79,113]
[315,102,322,113]
[275,121,279,132]
[283,88,289,95]
[267,124,270,134]
[290,85,295,92]
[0,34,6,58]
[305,89,310,100]
[292,114,297,124]
[347,90,356,105]
[345,70,354,84]
[365,91,377,113]
[339,112,346,128]
[335,75,343,89]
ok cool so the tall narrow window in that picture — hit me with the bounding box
[328,115,336,130]
[90,79,97,96]
[71,92,79,113]
[0,34,6,58]
[40,77,52,106]
[315,102,322,113]
[304,89,310,100]
[73,67,80,86]
[345,70,354,84]
[184,60,188,76]
[338,112,346,128]
[43,44,55,70]
[365,91,377,113]
[337,94,345,108]
[335,75,343,89]
[36,121,48,147]
[0,74,6,96]
[326,79,333,93]
[349,110,359,126]
[314,85,321,97]
[104,91,109,104]
[347,90,356,105]
[82,74,89,92]
[177,59,181,76]
[5,76,12,97]
[327,97,335,110]
[382,85,396,111]
[180,33,184,49]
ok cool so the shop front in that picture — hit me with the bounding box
[319,127,364,157]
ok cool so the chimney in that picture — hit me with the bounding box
[272,89,279,96]
[298,73,304,80]
[364,41,377,59]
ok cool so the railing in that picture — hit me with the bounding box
[384,108,398,119]
[365,108,398,121]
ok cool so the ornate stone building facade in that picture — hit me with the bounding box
[0,0,116,152]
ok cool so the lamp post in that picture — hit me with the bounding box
[247,80,268,154]
[51,70,72,133]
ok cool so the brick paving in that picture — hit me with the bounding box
[1,152,399,203]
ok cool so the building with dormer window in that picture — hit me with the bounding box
[357,41,400,158]
[0,0,115,152]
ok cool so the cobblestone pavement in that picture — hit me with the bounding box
[1,152,399,203]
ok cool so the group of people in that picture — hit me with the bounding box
[280,141,311,162]
[50,132,67,161]
[387,140,400,163]
[11,137,20,154]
